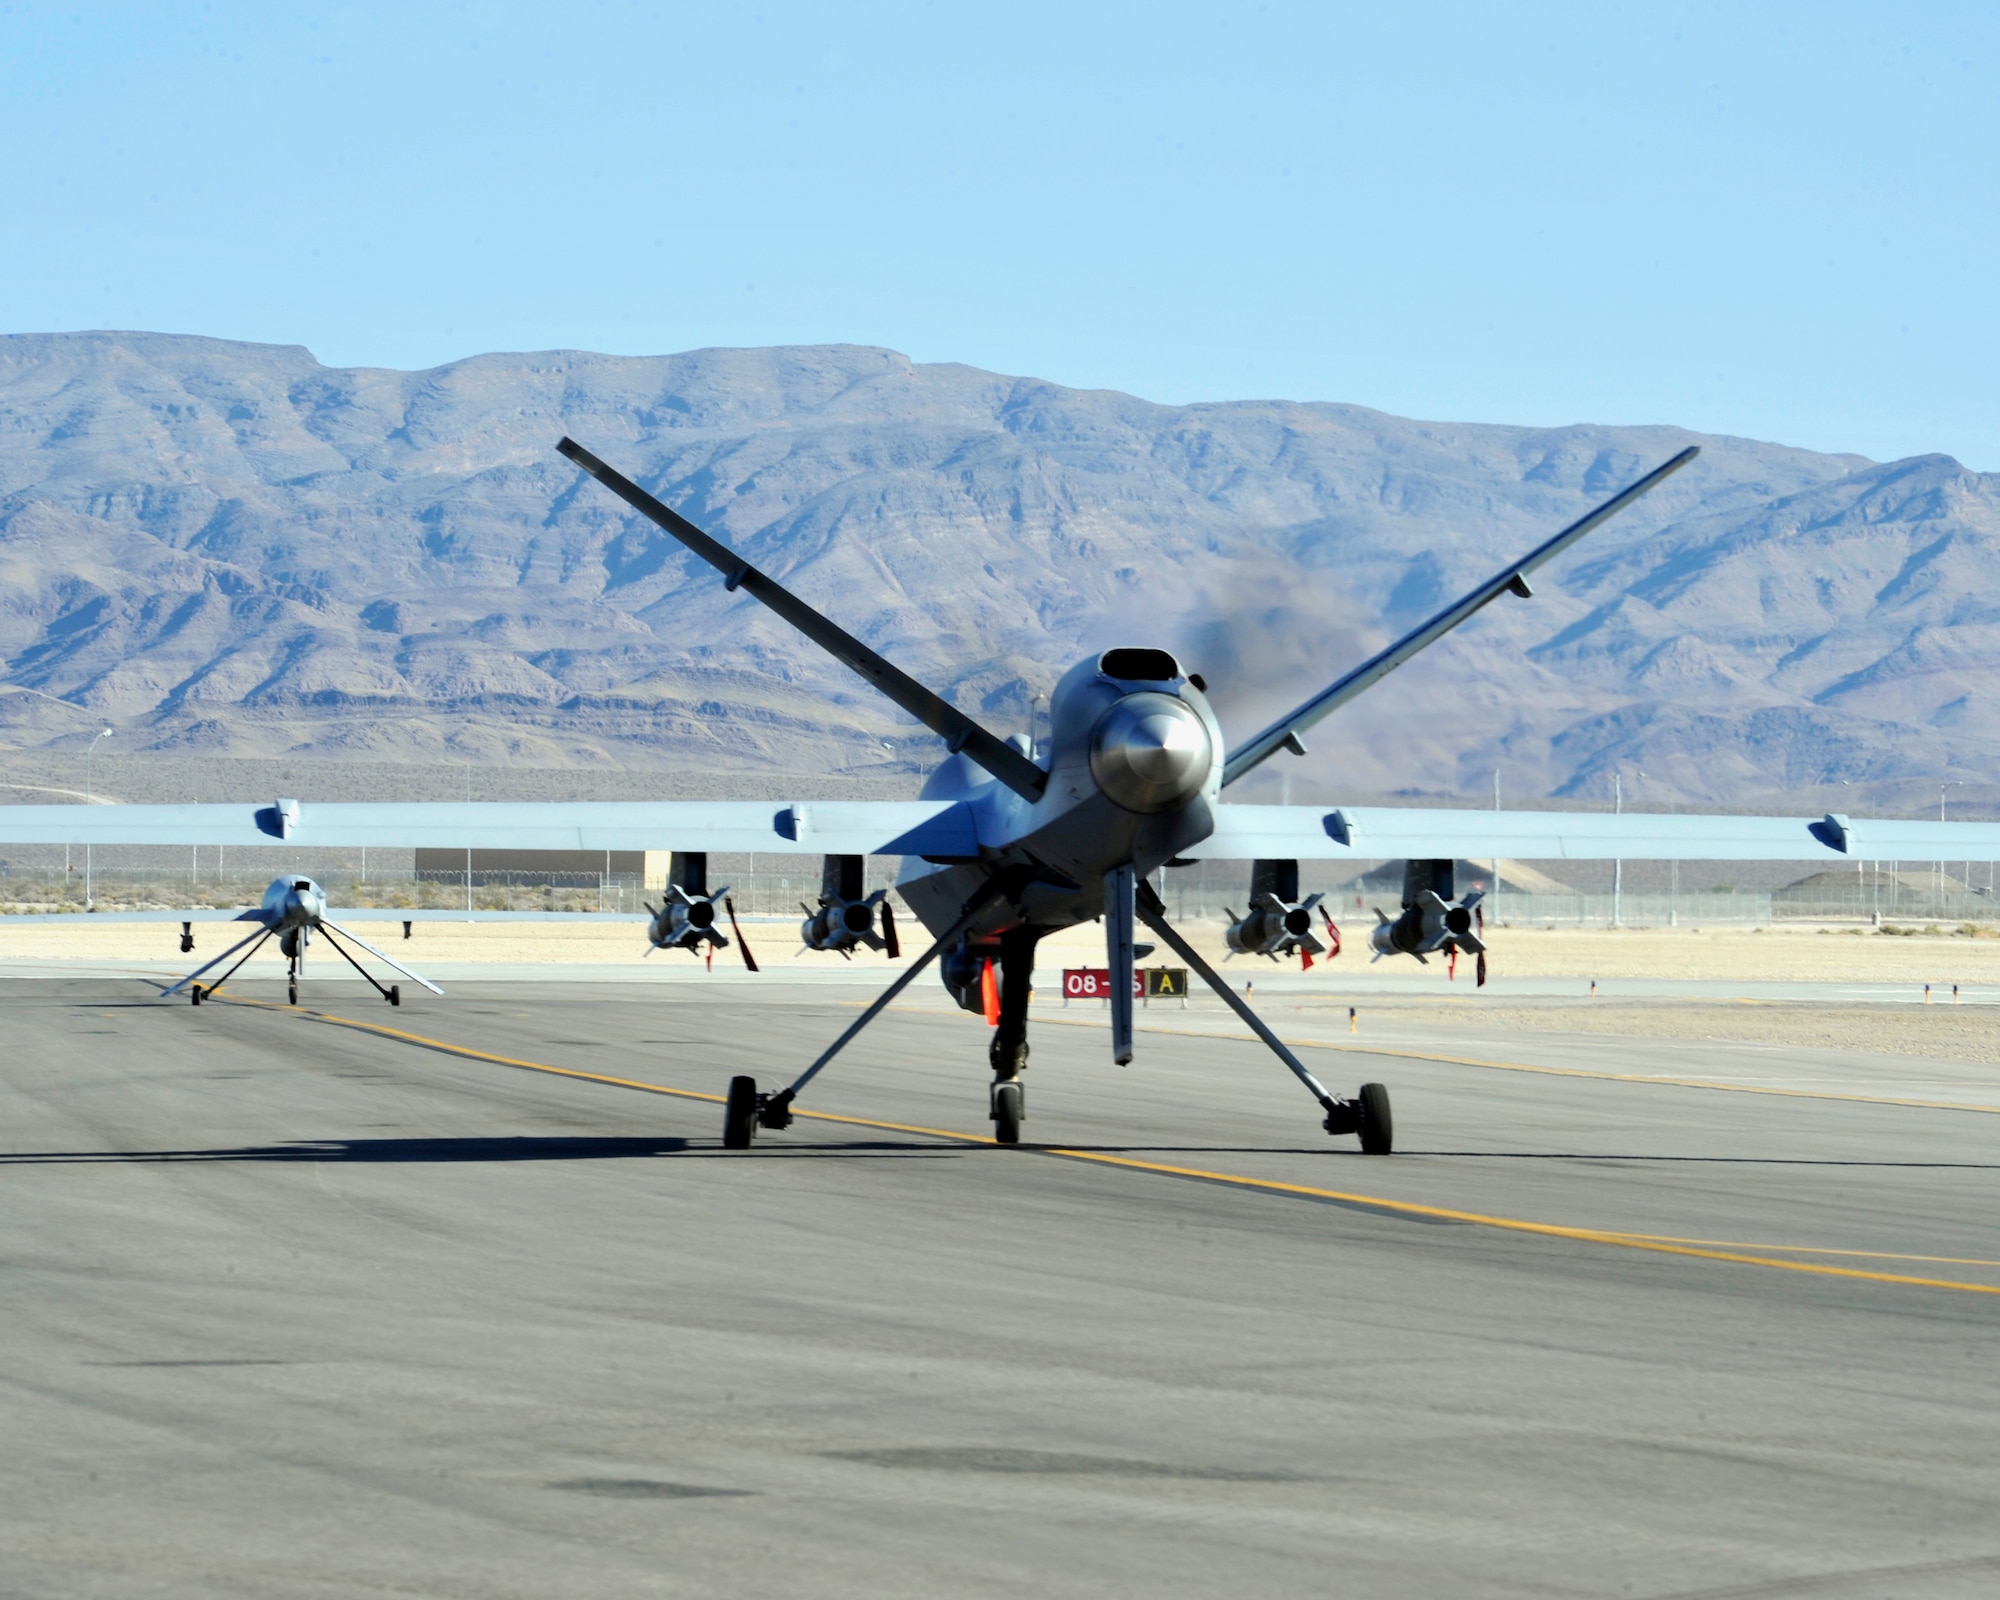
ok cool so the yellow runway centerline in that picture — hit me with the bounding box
[210,993,2000,1297]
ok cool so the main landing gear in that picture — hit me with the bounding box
[1319,1079,1394,1155]
[170,919,424,1009]
[1132,877,1392,1154]
[720,882,1008,1150]
[723,1074,761,1150]
[716,874,1395,1154]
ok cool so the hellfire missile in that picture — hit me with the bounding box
[1224,858,1340,967]
[1368,858,1486,983]
[645,850,759,970]
[799,854,901,959]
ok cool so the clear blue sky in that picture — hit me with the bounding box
[4,2,1995,466]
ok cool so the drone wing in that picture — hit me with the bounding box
[1221,447,1700,787]
[1190,805,2000,863]
[0,799,979,857]
[558,438,1046,804]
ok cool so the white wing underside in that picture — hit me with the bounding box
[0,798,1989,864]
[1190,806,2000,863]
[0,800,977,856]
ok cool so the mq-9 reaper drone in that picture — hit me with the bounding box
[555,437,1702,1154]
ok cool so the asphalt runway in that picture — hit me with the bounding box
[4,978,1999,1598]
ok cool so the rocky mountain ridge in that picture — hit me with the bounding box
[1,331,1993,807]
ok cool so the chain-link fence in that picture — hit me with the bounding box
[1483,887,2000,929]
[6,852,1998,928]
[0,864,653,915]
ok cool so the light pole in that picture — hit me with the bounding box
[1636,770,1652,923]
[1939,781,1963,906]
[1612,771,1623,927]
[84,727,111,906]
[1490,769,1502,907]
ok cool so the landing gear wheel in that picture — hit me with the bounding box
[287,980,298,1006]
[1357,1082,1394,1155]
[723,1075,759,1150]
[190,985,203,1006]
[387,984,401,1008]
[991,1080,1024,1145]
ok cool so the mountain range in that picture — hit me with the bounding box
[2,331,1994,809]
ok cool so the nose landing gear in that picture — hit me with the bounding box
[989,1032,1028,1146]
[986,932,1036,1146]
[990,1078,1024,1144]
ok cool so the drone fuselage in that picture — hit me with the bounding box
[894,648,1224,946]
[259,875,327,932]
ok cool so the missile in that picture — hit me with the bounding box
[644,851,758,971]
[1222,859,1340,968]
[797,854,902,959]
[1367,859,1487,984]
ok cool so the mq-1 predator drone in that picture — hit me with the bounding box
[555,436,1702,1155]
[164,875,443,1008]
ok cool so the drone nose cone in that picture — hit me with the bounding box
[1089,692,1214,813]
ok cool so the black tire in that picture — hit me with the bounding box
[388,984,401,1008]
[723,1075,759,1150]
[288,981,298,1006]
[1357,1082,1394,1155]
[992,1081,1024,1145]
[190,986,203,1006]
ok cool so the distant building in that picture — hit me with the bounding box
[1349,857,1573,896]
[413,848,668,889]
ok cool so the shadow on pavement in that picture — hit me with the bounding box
[0,1134,965,1165]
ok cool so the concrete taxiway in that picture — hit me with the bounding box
[3,977,1998,1597]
